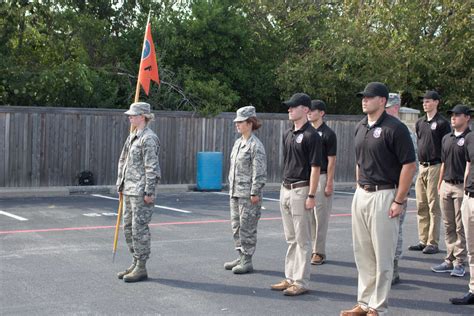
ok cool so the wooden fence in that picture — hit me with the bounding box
[0,106,363,187]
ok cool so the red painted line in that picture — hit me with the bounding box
[0,211,416,235]
[1,210,415,235]
[0,216,282,235]
[0,225,116,234]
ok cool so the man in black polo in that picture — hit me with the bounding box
[450,113,474,305]
[270,93,322,296]
[307,100,337,265]
[341,82,416,316]
[431,104,470,277]
[410,91,451,254]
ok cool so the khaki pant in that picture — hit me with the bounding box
[310,174,333,256]
[439,182,466,265]
[461,195,474,293]
[415,164,442,246]
[280,184,312,288]
[352,187,398,313]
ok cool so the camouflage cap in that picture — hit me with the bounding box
[234,106,257,122]
[124,102,151,116]
[386,93,401,108]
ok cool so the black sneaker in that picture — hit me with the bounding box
[450,292,474,305]
[408,243,426,251]
[422,245,439,254]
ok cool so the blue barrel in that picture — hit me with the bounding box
[196,152,223,191]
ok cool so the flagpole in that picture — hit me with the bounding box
[113,10,153,262]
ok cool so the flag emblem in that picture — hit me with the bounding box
[142,40,151,59]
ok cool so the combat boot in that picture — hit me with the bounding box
[117,258,137,279]
[392,259,400,285]
[232,254,253,274]
[123,260,148,282]
[224,251,243,270]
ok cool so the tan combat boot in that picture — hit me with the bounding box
[117,258,137,279]
[232,254,253,274]
[224,251,243,270]
[123,260,148,282]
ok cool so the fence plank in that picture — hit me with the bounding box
[0,106,366,187]
[0,114,6,186]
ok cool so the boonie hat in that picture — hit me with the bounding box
[386,93,401,108]
[310,100,327,112]
[282,93,311,108]
[356,82,389,100]
[234,106,257,122]
[447,104,472,116]
[124,102,151,116]
[419,90,440,100]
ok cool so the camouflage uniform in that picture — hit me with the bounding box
[228,129,267,256]
[117,127,161,261]
[386,93,419,263]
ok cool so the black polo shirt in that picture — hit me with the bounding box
[316,122,337,173]
[464,132,474,193]
[282,121,322,183]
[441,128,471,182]
[355,111,416,186]
[416,112,451,163]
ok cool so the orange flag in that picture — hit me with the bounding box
[138,23,160,95]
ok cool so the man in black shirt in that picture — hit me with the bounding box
[307,100,337,265]
[450,116,474,305]
[341,82,416,316]
[270,93,322,296]
[410,91,451,254]
[431,104,471,277]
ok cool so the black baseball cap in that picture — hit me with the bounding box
[310,100,326,112]
[419,90,440,100]
[282,93,311,108]
[447,104,472,115]
[356,82,389,100]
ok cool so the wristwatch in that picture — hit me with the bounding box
[307,194,315,199]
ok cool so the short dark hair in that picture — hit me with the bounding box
[246,117,262,131]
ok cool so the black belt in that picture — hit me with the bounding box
[282,180,310,190]
[320,171,327,174]
[420,161,441,167]
[465,191,474,198]
[445,180,463,185]
[359,183,397,192]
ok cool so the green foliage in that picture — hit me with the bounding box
[274,0,473,114]
[0,0,472,114]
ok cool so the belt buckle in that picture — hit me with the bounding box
[362,185,373,192]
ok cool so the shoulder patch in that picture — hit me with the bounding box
[296,134,304,144]
[373,127,382,139]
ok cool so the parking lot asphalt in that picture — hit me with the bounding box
[0,190,472,315]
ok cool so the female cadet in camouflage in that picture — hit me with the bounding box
[224,106,267,274]
[116,102,161,283]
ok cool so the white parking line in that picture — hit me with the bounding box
[211,191,280,202]
[91,194,192,214]
[214,190,416,202]
[0,211,28,221]
[334,190,417,202]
